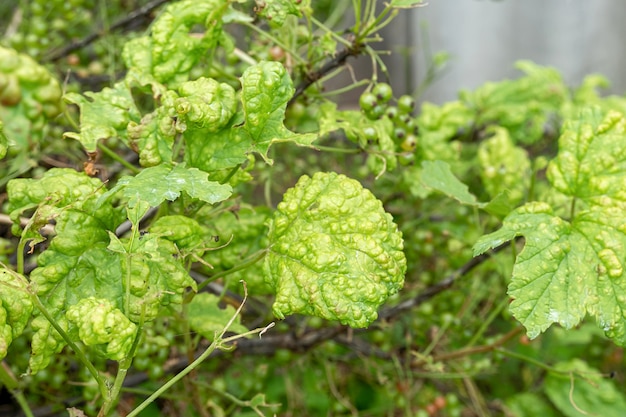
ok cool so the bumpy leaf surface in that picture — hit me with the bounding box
[6,169,198,371]
[66,297,137,361]
[64,81,140,152]
[474,108,626,345]
[0,269,33,360]
[264,172,406,328]
[237,61,316,161]
[122,0,228,86]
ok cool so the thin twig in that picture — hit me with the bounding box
[289,42,364,106]
[378,240,516,320]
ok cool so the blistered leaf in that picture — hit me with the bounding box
[416,100,470,161]
[187,293,248,340]
[107,232,197,322]
[122,0,229,86]
[184,122,249,172]
[544,360,626,417]
[474,108,626,345]
[66,297,137,361]
[0,269,34,360]
[237,61,316,161]
[29,315,67,373]
[151,215,208,251]
[7,168,122,239]
[547,108,626,205]
[174,77,237,132]
[478,127,531,204]
[264,172,406,328]
[127,107,176,167]
[64,81,140,152]
[104,163,232,208]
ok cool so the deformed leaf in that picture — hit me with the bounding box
[66,297,137,361]
[122,0,229,86]
[0,269,34,360]
[127,107,176,167]
[237,61,316,161]
[547,108,626,205]
[474,108,626,345]
[264,172,406,328]
[104,163,232,208]
[64,81,140,152]
[187,293,248,340]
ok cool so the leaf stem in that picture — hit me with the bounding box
[127,283,262,417]
[98,142,140,174]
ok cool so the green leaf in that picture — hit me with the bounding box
[172,77,237,132]
[127,107,176,167]
[478,127,531,204]
[0,269,34,360]
[420,160,481,207]
[104,163,232,208]
[122,0,229,86]
[473,108,626,345]
[187,293,248,340]
[184,122,249,172]
[66,297,137,361]
[150,215,208,252]
[237,61,317,162]
[420,160,514,217]
[264,172,406,328]
[544,360,626,417]
[64,81,140,152]
[6,168,122,239]
[547,108,626,204]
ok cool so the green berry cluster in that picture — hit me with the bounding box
[359,83,419,166]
